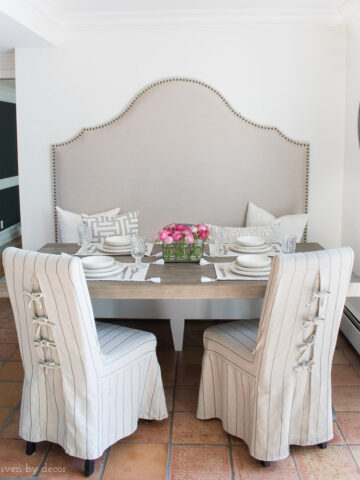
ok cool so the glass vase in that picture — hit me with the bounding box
[162,238,203,263]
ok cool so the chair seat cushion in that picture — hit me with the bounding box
[204,319,259,373]
[96,321,157,370]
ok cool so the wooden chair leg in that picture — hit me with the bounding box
[84,460,95,477]
[261,460,270,467]
[318,442,327,449]
[26,441,36,455]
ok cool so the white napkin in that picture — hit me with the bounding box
[152,251,163,258]
[153,259,165,265]
[148,277,161,283]
[214,263,269,281]
[200,258,210,266]
[201,276,216,283]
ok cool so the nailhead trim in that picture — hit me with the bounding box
[52,77,310,242]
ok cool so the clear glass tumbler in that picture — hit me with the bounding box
[77,225,92,247]
[130,235,146,271]
[281,234,297,254]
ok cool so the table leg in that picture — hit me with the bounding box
[170,317,185,351]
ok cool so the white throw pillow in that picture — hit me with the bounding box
[82,210,139,243]
[56,206,121,243]
[207,223,280,244]
[246,202,308,242]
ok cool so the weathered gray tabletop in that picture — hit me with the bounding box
[1,242,359,300]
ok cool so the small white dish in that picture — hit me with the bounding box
[97,244,131,255]
[81,256,114,270]
[104,235,131,247]
[85,264,125,278]
[236,254,271,269]
[83,261,122,275]
[234,262,271,273]
[234,236,265,248]
[230,263,270,277]
[230,244,273,254]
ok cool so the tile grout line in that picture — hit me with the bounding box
[33,443,53,478]
[0,402,20,436]
[335,417,360,472]
[227,433,235,480]
[291,449,302,480]
[165,351,179,480]
[99,447,111,480]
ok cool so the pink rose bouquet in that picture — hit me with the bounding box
[154,223,210,263]
[154,223,210,245]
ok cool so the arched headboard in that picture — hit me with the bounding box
[52,78,309,241]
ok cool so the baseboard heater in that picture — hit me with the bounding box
[341,306,360,355]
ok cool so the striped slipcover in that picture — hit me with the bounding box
[197,247,354,462]
[3,247,168,460]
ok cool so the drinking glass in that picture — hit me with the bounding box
[281,234,297,254]
[130,235,146,271]
[213,226,225,255]
[77,226,92,247]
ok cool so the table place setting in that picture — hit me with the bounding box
[214,254,271,281]
[75,234,154,257]
[80,256,161,282]
[228,236,274,255]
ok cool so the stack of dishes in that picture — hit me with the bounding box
[97,235,131,255]
[230,254,271,278]
[229,236,273,254]
[81,256,125,278]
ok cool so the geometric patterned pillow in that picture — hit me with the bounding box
[207,223,280,244]
[82,210,139,243]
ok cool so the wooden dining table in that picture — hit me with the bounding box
[1,242,360,300]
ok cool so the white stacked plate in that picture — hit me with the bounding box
[81,256,125,278]
[98,235,131,255]
[230,254,271,278]
[229,236,273,254]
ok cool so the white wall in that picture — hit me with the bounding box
[14,23,346,250]
[342,3,360,315]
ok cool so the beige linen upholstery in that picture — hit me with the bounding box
[53,79,309,240]
[2,247,168,460]
[197,247,354,462]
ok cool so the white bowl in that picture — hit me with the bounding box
[81,256,115,270]
[104,235,131,247]
[236,254,271,269]
[235,236,265,247]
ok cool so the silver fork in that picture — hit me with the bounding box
[219,265,227,278]
[128,266,136,280]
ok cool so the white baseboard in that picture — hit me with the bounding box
[0,223,21,247]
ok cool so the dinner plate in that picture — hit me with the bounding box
[230,244,273,254]
[234,236,265,248]
[81,256,114,270]
[83,261,122,275]
[97,244,131,255]
[236,254,271,269]
[230,263,270,277]
[234,262,271,273]
[85,264,125,278]
[104,235,131,247]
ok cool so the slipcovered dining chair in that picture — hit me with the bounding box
[2,247,168,476]
[197,247,353,465]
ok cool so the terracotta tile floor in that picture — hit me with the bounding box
[1,302,360,479]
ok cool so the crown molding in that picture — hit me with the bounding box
[59,9,343,30]
[0,0,62,45]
